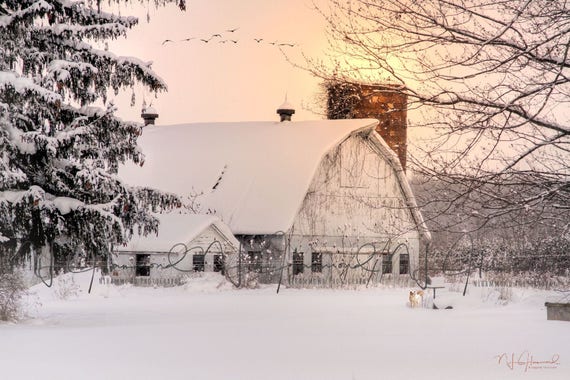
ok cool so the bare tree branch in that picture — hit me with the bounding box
[308,0,569,234]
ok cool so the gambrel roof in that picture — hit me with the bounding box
[120,119,430,240]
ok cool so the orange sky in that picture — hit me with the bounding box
[107,0,329,125]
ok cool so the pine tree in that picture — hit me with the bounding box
[0,1,185,272]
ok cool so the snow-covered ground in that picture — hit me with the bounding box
[1,271,569,380]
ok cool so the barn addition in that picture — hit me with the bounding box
[111,213,239,286]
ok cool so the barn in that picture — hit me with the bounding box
[120,118,430,286]
[110,213,240,286]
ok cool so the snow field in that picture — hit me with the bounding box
[1,271,568,380]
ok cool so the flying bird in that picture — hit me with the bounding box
[254,38,263,43]
[161,39,174,45]
[278,43,296,47]
[226,28,239,33]
[180,37,195,42]
[211,34,223,38]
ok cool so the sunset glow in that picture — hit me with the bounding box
[106,0,330,124]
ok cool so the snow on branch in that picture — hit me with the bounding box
[0,186,45,205]
[57,40,167,91]
[53,0,138,27]
[48,59,99,83]
[0,71,61,104]
[0,0,52,28]
[39,22,132,40]
[116,55,167,90]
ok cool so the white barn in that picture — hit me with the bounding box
[111,213,239,285]
[120,119,430,286]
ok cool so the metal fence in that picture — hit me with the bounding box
[470,277,569,291]
[289,273,417,288]
[99,276,184,287]
[11,239,424,290]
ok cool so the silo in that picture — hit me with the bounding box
[326,82,408,170]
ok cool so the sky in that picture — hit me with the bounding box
[106,0,330,125]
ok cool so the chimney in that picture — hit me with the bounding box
[141,104,159,126]
[326,82,408,170]
[276,98,295,122]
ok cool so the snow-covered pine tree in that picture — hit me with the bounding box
[0,0,185,273]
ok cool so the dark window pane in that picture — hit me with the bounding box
[136,254,151,277]
[382,254,392,274]
[248,251,262,273]
[311,252,322,273]
[193,254,205,272]
[400,254,409,275]
[214,255,224,274]
[293,252,304,276]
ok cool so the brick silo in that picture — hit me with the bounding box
[326,82,408,170]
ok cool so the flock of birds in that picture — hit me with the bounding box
[161,28,297,48]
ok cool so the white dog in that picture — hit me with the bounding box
[409,290,424,308]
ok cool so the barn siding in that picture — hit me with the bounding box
[112,225,237,281]
[289,133,420,277]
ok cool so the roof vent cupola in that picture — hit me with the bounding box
[141,103,159,126]
[276,97,295,122]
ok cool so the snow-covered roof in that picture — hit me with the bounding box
[120,119,378,234]
[277,100,295,111]
[143,105,158,115]
[117,213,239,252]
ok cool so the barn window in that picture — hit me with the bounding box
[382,253,392,274]
[399,254,409,275]
[248,251,262,273]
[214,255,224,274]
[135,254,151,277]
[311,252,322,273]
[292,252,304,275]
[193,254,205,272]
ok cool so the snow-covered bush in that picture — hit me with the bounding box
[447,280,468,294]
[0,269,28,322]
[481,287,513,305]
[431,234,570,291]
[53,269,80,300]
[181,272,233,292]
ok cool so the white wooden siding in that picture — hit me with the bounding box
[289,133,420,273]
[112,225,236,280]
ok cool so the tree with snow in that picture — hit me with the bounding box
[0,0,185,274]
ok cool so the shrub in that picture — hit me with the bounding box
[0,269,29,322]
[53,269,80,300]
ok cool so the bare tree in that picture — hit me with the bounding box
[310,0,569,234]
